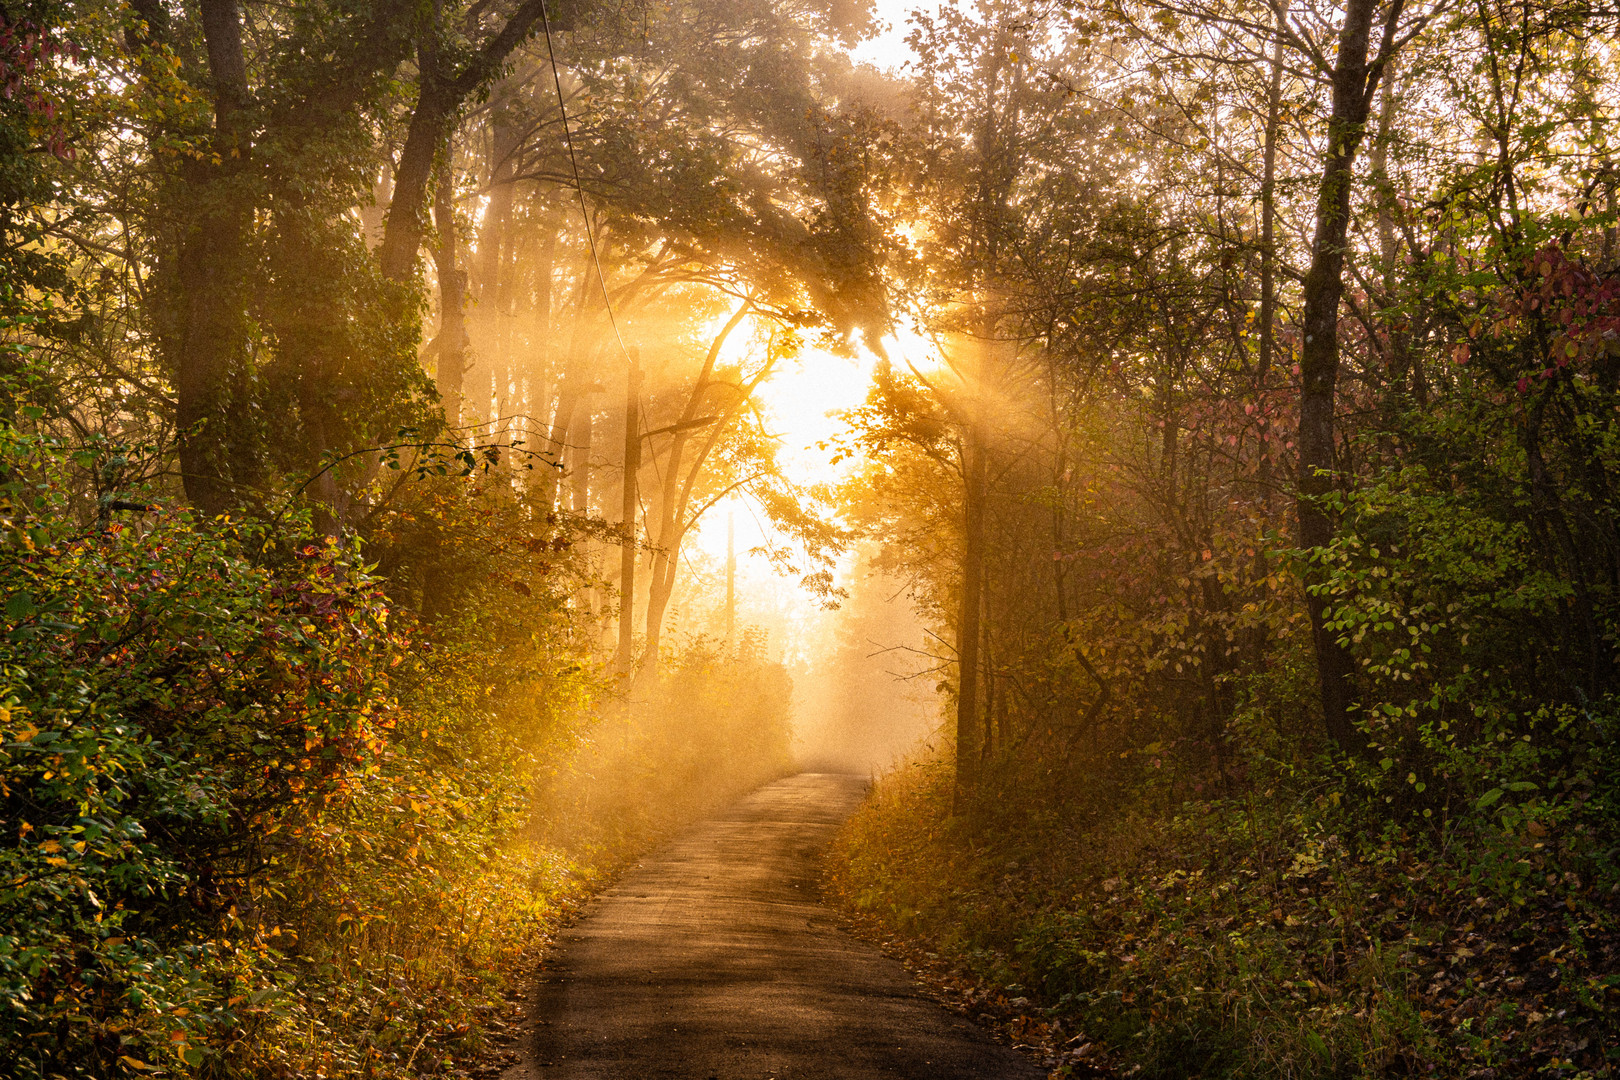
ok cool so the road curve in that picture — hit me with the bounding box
[508,772,1045,1080]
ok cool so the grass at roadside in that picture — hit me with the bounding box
[827,758,1620,1080]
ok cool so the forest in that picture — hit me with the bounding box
[1,0,1618,1076]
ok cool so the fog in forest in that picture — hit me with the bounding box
[12,0,1620,1073]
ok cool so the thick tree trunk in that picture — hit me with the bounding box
[1296,0,1401,748]
[545,371,583,508]
[380,68,454,283]
[641,544,676,674]
[175,0,252,516]
[432,153,469,426]
[378,0,551,282]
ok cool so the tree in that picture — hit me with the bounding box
[1292,0,1423,748]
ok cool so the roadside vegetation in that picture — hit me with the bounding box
[0,0,821,1074]
[0,418,794,1078]
[832,725,1620,1078]
[824,0,1620,1076]
[9,0,1620,1075]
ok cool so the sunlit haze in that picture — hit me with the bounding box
[850,0,923,71]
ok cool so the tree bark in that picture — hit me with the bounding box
[570,398,593,512]
[432,152,468,425]
[640,309,754,674]
[953,393,987,810]
[1368,63,1425,415]
[379,0,552,282]
[1296,0,1403,748]
[614,353,643,674]
[175,0,252,516]
[1257,28,1283,418]
[380,65,455,282]
[478,112,520,435]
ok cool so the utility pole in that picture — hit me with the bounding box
[614,349,642,674]
[725,511,736,647]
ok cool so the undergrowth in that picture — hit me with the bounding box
[0,417,795,1079]
[829,735,1620,1080]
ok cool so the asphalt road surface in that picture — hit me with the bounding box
[507,772,1045,1080]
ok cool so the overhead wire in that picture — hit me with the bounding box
[539,2,649,541]
[538,3,633,366]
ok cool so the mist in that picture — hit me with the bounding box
[791,547,941,773]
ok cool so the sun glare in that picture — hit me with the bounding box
[669,325,867,647]
[668,312,948,666]
[849,0,922,72]
[755,347,876,487]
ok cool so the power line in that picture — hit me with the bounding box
[539,3,632,367]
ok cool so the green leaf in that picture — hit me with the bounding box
[1475,787,1504,809]
[4,593,36,620]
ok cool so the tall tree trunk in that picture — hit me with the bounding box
[953,399,987,810]
[432,152,468,425]
[1296,0,1402,748]
[641,306,750,658]
[570,399,593,512]
[531,207,560,408]
[1369,61,1415,415]
[380,62,454,283]
[614,353,642,674]
[1246,22,1286,663]
[475,120,517,305]
[545,365,584,508]
[175,0,252,516]
[477,113,520,436]
[378,0,551,283]
[1257,27,1283,507]
[725,512,736,645]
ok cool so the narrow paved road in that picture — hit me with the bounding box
[508,773,1045,1080]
